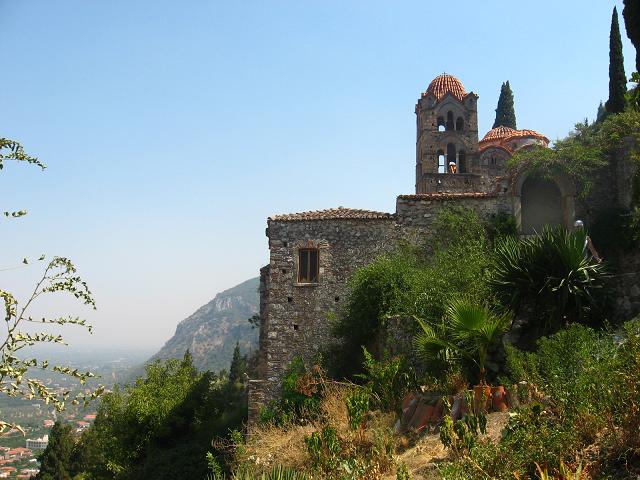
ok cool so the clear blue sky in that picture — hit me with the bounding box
[0,1,635,351]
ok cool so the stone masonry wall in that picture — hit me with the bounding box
[395,194,512,246]
[247,194,517,423]
[256,217,398,404]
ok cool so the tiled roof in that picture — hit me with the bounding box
[422,74,467,101]
[397,192,496,200]
[480,126,517,142]
[480,126,549,147]
[269,207,394,222]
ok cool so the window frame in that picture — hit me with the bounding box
[297,248,319,284]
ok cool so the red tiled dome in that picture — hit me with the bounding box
[423,74,467,101]
[510,129,549,142]
[480,126,549,151]
[480,126,517,143]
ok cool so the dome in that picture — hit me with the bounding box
[480,126,550,151]
[423,74,467,101]
[480,126,517,143]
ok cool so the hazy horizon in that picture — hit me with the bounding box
[1,0,635,351]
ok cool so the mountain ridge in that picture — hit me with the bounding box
[148,277,260,372]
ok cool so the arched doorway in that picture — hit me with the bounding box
[521,176,563,234]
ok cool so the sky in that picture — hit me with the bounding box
[0,1,636,352]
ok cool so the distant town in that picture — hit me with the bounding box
[0,349,147,478]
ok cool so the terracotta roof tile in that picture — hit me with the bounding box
[397,192,496,200]
[480,126,517,143]
[269,207,394,222]
[480,126,549,148]
[422,74,467,101]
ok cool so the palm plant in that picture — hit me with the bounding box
[415,298,512,385]
[491,227,606,333]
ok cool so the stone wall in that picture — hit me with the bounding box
[609,251,640,322]
[250,193,516,418]
[395,194,512,245]
[256,217,398,404]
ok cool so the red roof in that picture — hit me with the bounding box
[269,207,393,222]
[422,74,467,101]
[479,126,549,150]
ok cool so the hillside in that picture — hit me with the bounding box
[149,277,260,372]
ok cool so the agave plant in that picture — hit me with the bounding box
[415,298,512,385]
[491,226,607,333]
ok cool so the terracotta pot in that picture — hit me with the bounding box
[491,386,508,412]
[419,405,435,430]
[473,385,491,413]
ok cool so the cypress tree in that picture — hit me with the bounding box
[229,342,246,384]
[596,101,607,122]
[606,7,627,114]
[623,0,640,72]
[492,81,517,129]
[35,422,75,480]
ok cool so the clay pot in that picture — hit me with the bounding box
[491,386,508,412]
[473,385,491,413]
[419,405,435,430]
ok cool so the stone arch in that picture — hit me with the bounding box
[446,111,454,131]
[513,172,575,234]
[446,143,456,171]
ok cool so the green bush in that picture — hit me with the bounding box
[491,226,608,336]
[330,206,497,380]
[259,357,323,426]
[505,324,616,422]
[355,347,415,413]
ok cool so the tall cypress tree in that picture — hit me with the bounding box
[596,101,607,122]
[492,81,517,129]
[623,0,640,72]
[35,422,75,480]
[606,7,627,114]
[229,342,246,384]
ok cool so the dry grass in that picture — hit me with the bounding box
[382,411,510,480]
[244,385,511,480]
[242,383,396,478]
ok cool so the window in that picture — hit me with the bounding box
[437,150,445,173]
[298,248,319,283]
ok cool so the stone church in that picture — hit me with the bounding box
[248,73,580,418]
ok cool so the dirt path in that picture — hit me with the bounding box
[383,411,510,480]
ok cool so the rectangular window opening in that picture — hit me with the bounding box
[298,248,319,283]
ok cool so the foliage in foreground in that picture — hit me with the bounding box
[415,298,512,385]
[1,138,104,433]
[491,227,607,337]
[439,320,640,479]
[330,206,498,378]
[51,352,247,480]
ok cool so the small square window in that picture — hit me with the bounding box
[298,248,319,283]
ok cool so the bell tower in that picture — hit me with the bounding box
[414,74,480,194]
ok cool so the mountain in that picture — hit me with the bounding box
[149,277,260,372]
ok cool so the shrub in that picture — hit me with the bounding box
[491,226,608,336]
[415,298,512,385]
[355,347,415,414]
[259,358,324,426]
[505,324,616,423]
